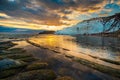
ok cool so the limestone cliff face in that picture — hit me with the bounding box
[56,13,120,35]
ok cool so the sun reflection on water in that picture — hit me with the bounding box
[28,34,120,69]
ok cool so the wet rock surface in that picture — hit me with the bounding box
[0,59,24,71]
[56,76,74,80]
[0,41,74,80]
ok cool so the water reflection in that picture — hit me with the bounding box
[29,34,120,69]
[75,35,120,60]
[30,34,79,52]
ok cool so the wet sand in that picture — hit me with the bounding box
[12,40,119,80]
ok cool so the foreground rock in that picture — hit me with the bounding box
[0,41,58,80]
[0,59,26,71]
[26,61,48,71]
[0,41,16,50]
[56,76,74,80]
[13,69,56,80]
[0,59,27,79]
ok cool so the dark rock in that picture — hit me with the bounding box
[0,69,20,79]
[56,76,74,80]
[26,62,48,70]
[0,59,26,71]
[13,69,56,80]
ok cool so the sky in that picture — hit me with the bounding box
[0,0,120,31]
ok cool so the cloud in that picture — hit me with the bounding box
[0,13,11,19]
[0,0,120,30]
[99,1,120,16]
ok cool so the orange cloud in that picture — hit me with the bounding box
[0,0,119,31]
[0,13,11,18]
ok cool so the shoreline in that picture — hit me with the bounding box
[26,39,120,78]
[0,40,73,80]
[0,39,120,80]
[27,38,120,69]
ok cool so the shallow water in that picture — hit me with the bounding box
[28,34,120,69]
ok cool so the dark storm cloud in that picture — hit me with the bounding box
[38,0,105,11]
[0,0,66,26]
[0,0,105,21]
[0,0,28,11]
[0,0,120,30]
[0,0,105,16]
[60,9,72,14]
[0,16,6,19]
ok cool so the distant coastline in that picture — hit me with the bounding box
[38,31,55,34]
